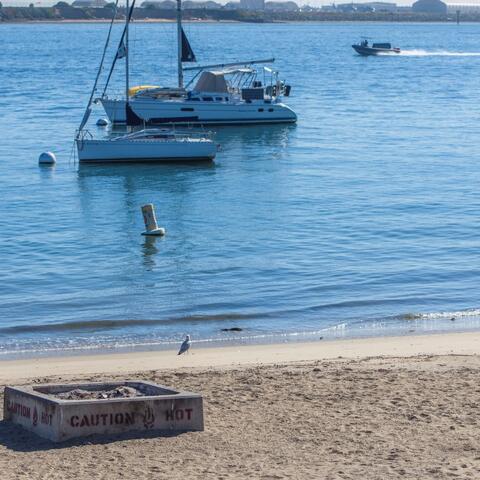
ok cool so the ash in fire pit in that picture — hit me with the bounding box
[54,386,145,400]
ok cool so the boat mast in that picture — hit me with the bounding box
[176,0,183,88]
[125,0,130,100]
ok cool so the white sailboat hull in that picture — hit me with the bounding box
[100,98,297,125]
[76,137,216,163]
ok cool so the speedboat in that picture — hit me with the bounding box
[352,39,401,56]
[98,0,297,127]
[76,129,216,163]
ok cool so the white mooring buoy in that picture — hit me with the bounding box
[38,152,56,166]
[141,204,166,236]
[96,118,109,127]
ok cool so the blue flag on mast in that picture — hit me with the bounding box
[181,28,196,62]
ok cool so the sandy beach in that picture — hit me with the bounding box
[2,332,480,479]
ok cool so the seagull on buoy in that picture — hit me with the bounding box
[178,335,191,355]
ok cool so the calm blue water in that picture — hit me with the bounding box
[1,21,480,357]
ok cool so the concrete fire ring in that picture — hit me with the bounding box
[4,380,203,442]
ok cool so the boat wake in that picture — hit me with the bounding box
[395,49,480,57]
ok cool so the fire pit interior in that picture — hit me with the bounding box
[33,381,179,400]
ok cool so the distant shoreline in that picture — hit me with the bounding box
[2,4,477,24]
[0,18,240,24]
[0,19,474,25]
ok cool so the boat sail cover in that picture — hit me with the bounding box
[193,71,228,93]
[181,28,196,62]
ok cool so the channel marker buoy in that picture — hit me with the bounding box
[141,204,166,236]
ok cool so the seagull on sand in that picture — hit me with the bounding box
[178,335,191,355]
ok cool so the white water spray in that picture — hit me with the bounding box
[396,49,480,57]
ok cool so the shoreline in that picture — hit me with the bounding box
[0,19,468,25]
[0,19,241,24]
[2,330,479,384]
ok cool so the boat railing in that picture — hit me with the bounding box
[120,127,214,142]
[76,129,93,140]
[74,129,94,151]
[75,129,93,143]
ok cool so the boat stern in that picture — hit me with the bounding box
[276,102,297,123]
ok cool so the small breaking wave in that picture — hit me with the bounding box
[403,308,480,321]
[0,313,262,335]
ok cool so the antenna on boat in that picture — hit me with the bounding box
[177,0,183,89]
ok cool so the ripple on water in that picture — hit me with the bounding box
[1,22,480,356]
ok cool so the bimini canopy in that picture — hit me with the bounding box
[193,71,229,93]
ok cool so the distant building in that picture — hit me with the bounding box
[264,1,298,11]
[183,1,222,8]
[227,0,298,10]
[325,1,403,13]
[363,2,397,12]
[143,0,223,8]
[239,0,265,11]
[412,0,447,14]
[446,3,480,13]
[337,3,373,12]
[301,5,320,12]
[141,0,175,7]
[72,0,107,7]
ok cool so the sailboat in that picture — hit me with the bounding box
[76,128,217,163]
[98,0,297,126]
[75,0,217,163]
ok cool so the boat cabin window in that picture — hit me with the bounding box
[268,108,274,112]
[215,97,223,102]
[189,97,200,101]
[202,97,213,102]
[258,108,264,112]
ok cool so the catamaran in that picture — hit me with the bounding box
[98,0,297,126]
[75,0,217,163]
